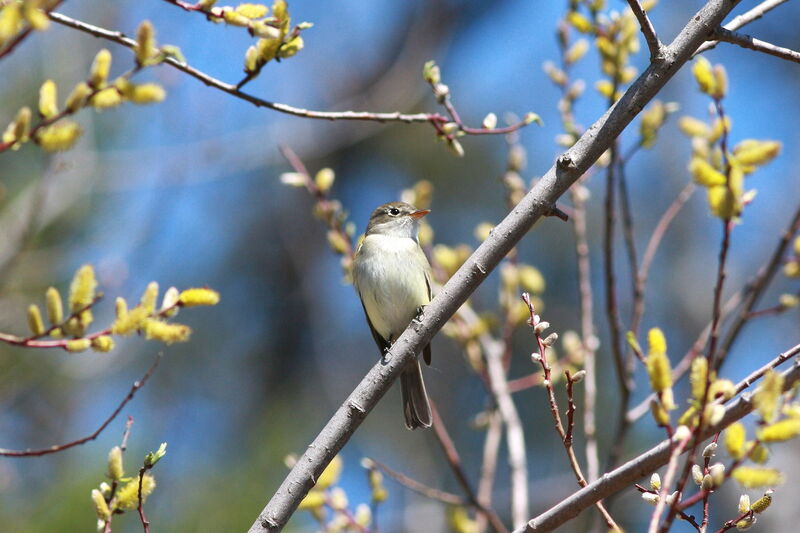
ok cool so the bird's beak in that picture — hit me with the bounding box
[408,209,431,220]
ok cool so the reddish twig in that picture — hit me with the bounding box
[48,12,535,144]
[0,355,161,456]
[523,294,620,531]
[137,466,151,533]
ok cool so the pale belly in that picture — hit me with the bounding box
[353,235,430,342]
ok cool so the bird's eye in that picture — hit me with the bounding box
[388,208,400,216]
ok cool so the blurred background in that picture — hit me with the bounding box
[1,0,799,531]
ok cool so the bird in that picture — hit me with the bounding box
[352,201,433,429]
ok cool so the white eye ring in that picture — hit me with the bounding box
[388,208,400,216]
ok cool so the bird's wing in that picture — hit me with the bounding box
[358,297,391,353]
[423,263,432,366]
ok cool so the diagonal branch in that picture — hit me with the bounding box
[695,0,790,55]
[246,1,743,530]
[515,343,800,533]
[713,27,800,64]
[626,0,662,60]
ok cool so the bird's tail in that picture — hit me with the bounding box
[400,359,432,430]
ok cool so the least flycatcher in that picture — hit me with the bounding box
[353,202,433,429]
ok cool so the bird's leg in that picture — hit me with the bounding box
[412,305,426,325]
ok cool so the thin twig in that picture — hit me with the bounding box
[632,181,697,333]
[0,355,162,457]
[625,0,662,60]
[696,0,791,55]
[137,466,151,533]
[714,27,800,64]
[604,140,632,473]
[247,1,745,528]
[713,202,800,370]
[370,458,464,506]
[431,404,509,533]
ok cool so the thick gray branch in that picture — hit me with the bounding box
[515,345,800,532]
[714,27,800,64]
[247,0,743,531]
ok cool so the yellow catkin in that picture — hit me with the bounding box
[27,304,45,336]
[69,264,97,312]
[732,467,784,489]
[91,335,115,353]
[750,490,773,513]
[135,20,157,65]
[143,319,191,344]
[297,489,325,510]
[91,489,111,520]
[316,455,342,489]
[140,282,159,313]
[111,305,149,335]
[125,83,166,104]
[36,121,82,152]
[90,88,123,110]
[107,446,124,480]
[646,352,672,393]
[38,80,58,118]
[89,49,112,88]
[66,338,91,353]
[724,422,746,459]
[114,474,155,511]
[235,3,268,18]
[65,82,92,112]
[753,370,785,423]
[758,418,800,443]
[692,57,716,95]
[689,355,708,402]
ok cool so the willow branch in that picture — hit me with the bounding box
[247,1,743,530]
[515,344,800,533]
[714,27,800,64]
[0,355,161,457]
[47,11,531,139]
